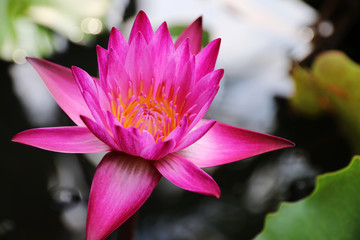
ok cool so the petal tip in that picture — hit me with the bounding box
[11,132,21,143]
[194,15,203,27]
[212,38,221,49]
[274,136,295,149]
[285,139,296,148]
[208,38,221,51]
[70,66,85,83]
[26,57,45,67]
[208,180,221,199]
[11,129,35,145]
[70,65,79,72]
[208,184,221,199]
[110,26,118,32]
[175,15,203,54]
[95,44,103,51]
[25,56,34,62]
[217,68,225,78]
[138,10,147,17]
[214,190,221,199]
[129,10,153,44]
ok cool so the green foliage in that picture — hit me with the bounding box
[291,51,360,151]
[0,0,108,62]
[256,156,360,240]
[0,0,53,62]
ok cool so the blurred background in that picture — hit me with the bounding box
[1,0,360,239]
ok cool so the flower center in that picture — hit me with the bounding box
[110,83,181,142]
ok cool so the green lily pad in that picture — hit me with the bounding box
[256,156,360,240]
[290,63,325,116]
[291,51,360,151]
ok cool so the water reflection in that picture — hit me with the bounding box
[244,150,317,214]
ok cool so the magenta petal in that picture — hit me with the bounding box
[27,57,92,126]
[114,125,155,157]
[128,11,154,44]
[183,69,223,119]
[140,139,176,160]
[86,152,161,240]
[175,55,195,104]
[72,67,109,110]
[72,66,98,97]
[195,38,221,80]
[162,39,193,100]
[125,31,153,95]
[81,91,107,127]
[72,67,109,126]
[173,38,191,77]
[153,153,220,198]
[108,27,128,63]
[105,111,155,156]
[107,49,130,95]
[12,127,110,153]
[179,121,295,168]
[194,68,224,92]
[165,117,189,144]
[96,46,109,90]
[81,115,120,151]
[187,90,218,131]
[174,16,203,54]
[159,40,187,95]
[96,48,124,96]
[105,111,174,160]
[173,119,216,152]
[150,22,175,84]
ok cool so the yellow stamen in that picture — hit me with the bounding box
[111,82,182,142]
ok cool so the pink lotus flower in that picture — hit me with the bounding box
[13,11,294,240]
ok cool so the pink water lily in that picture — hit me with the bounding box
[13,11,294,240]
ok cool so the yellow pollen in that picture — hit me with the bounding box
[111,85,181,142]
